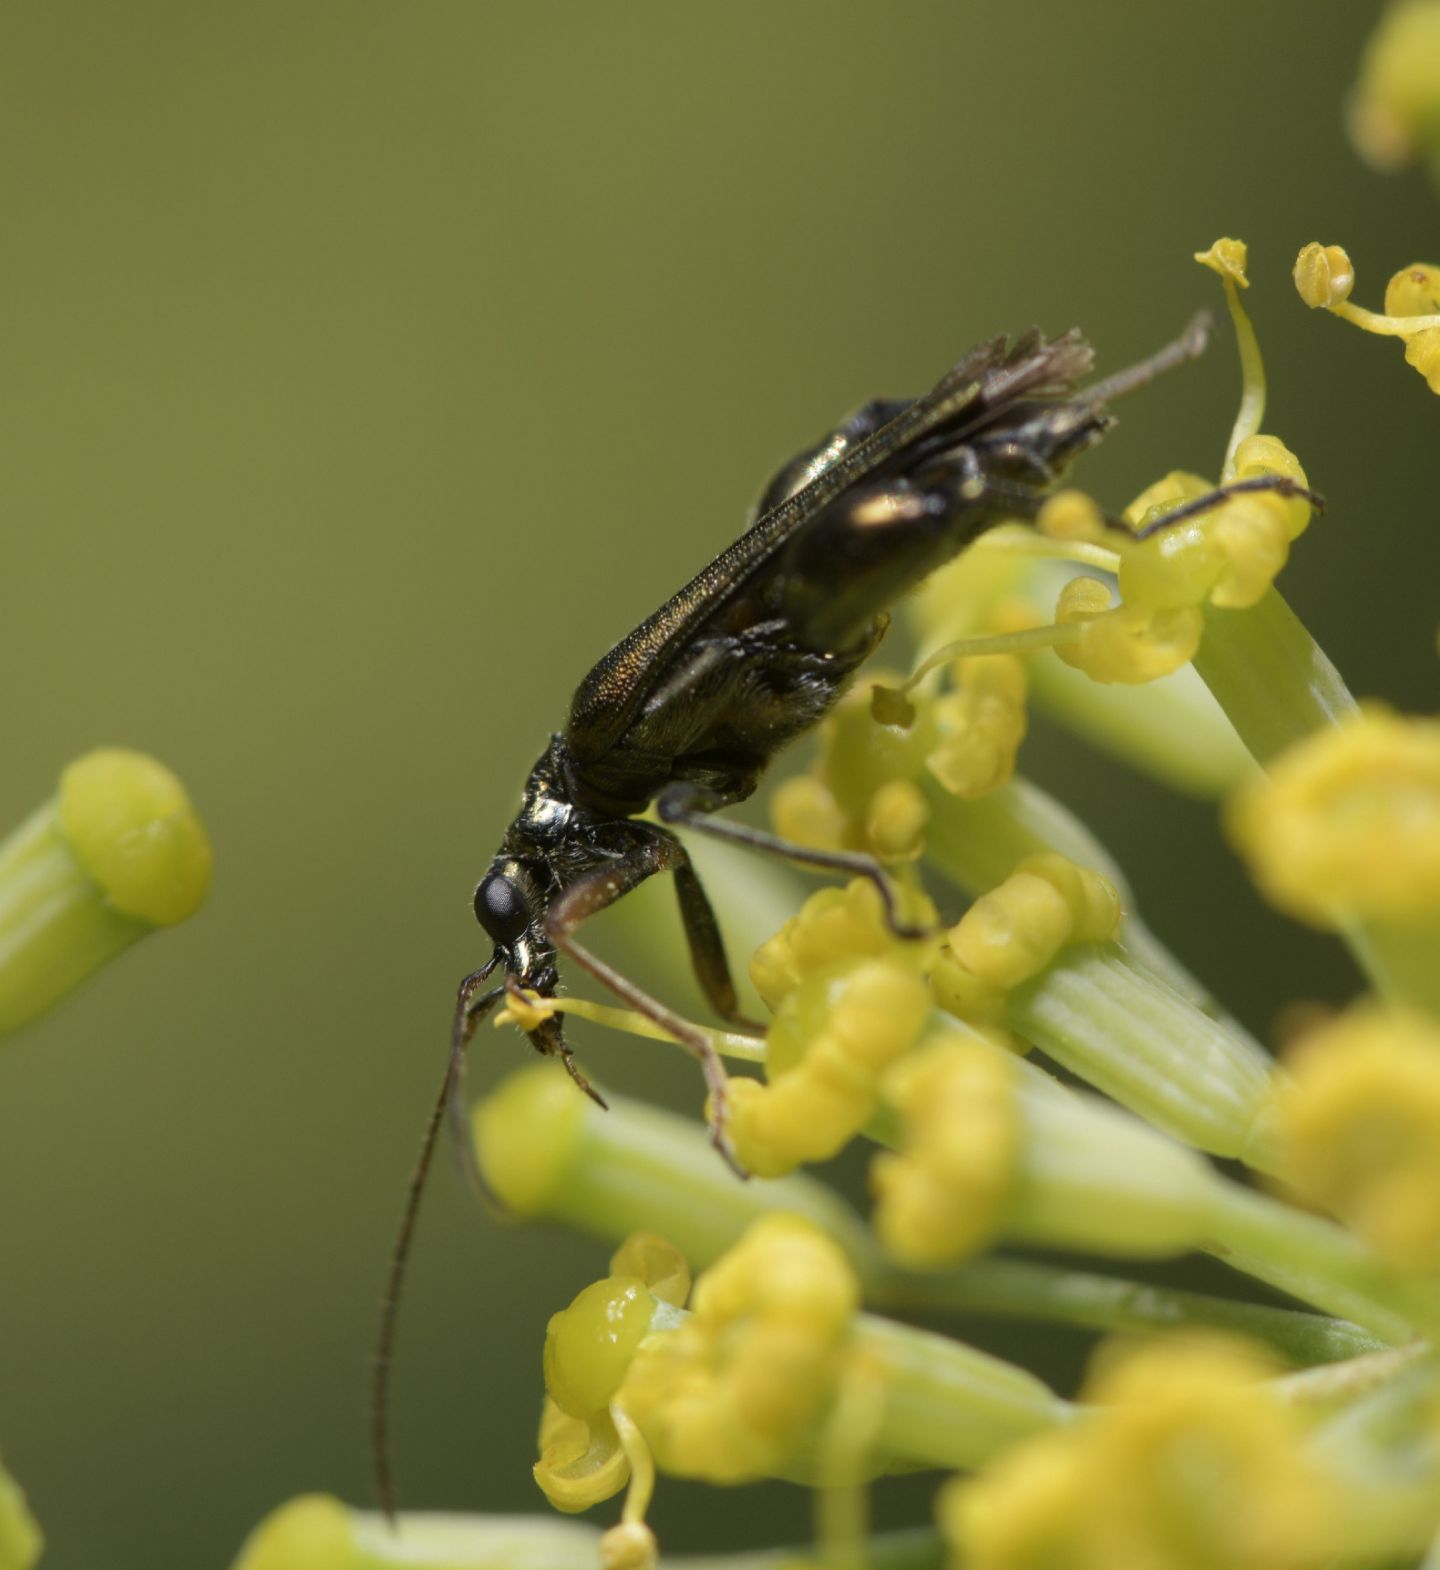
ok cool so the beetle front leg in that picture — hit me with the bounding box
[544,836,745,1175]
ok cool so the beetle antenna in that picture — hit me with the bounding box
[372,964,503,1523]
[1083,311,1212,406]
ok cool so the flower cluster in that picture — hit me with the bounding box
[220,209,1440,1569]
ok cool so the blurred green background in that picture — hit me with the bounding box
[0,4,1435,1566]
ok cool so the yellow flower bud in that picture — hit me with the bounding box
[926,653,1027,799]
[871,1037,1020,1267]
[731,959,932,1177]
[1384,261,1440,317]
[1274,1005,1440,1275]
[543,1276,659,1421]
[1226,707,1440,927]
[1230,434,1313,541]
[619,1217,858,1483]
[747,877,935,1012]
[863,777,929,860]
[1036,488,1106,542]
[1348,0,1440,170]
[949,853,1121,991]
[942,1334,1336,1570]
[1206,495,1292,610]
[1054,583,1203,685]
[770,774,847,853]
[1293,242,1356,309]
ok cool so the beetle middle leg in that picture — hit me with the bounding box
[656,781,931,941]
[543,828,745,1173]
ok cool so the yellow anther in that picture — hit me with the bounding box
[948,854,1120,992]
[1054,578,1202,685]
[618,1217,859,1483]
[926,653,1028,799]
[1274,1004,1440,1274]
[1293,242,1356,309]
[1231,433,1313,541]
[493,986,556,1032]
[1384,261,1440,316]
[864,777,930,859]
[1206,495,1292,611]
[748,877,936,1012]
[770,773,848,853]
[1037,488,1106,543]
[1194,236,1251,288]
[730,958,933,1177]
[1226,706,1440,927]
[872,1035,1020,1266]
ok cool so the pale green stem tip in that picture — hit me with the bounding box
[0,751,212,1036]
[0,1461,42,1570]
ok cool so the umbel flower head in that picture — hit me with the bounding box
[228,238,1440,1570]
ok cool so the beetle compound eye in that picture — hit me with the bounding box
[474,871,531,944]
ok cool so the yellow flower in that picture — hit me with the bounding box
[618,1216,859,1484]
[1226,707,1440,927]
[931,853,1121,1026]
[747,876,936,1013]
[1293,242,1356,309]
[941,1335,1336,1570]
[870,1036,1020,1267]
[534,1235,690,1512]
[729,957,933,1178]
[926,651,1028,799]
[1294,243,1440,396]
[1274,1004,1440,1275]
[1348,0,1440,170]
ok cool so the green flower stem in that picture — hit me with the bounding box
[1193,588,1357,764]
[483,1074,1385,1371]
[1199,1179,1438,1345]
[232,1496,947,1570]
[1347,915,1440,1019]
[858,1314,1073,1470]
[884,1256,1381,1367]
[920,774,1250,1033]
[472,1067,885,1292]
[1009,944,1278,1169]
[0,798,146,1035]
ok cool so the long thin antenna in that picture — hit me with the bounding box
[371,964,503,1522]
[1083,310,1212,406]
